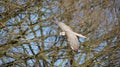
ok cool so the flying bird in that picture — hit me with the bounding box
[54,21,87,51]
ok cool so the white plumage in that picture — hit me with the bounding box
[54,21,86,51]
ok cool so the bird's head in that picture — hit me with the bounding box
[59,32,66,36]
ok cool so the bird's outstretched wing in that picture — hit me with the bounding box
[53,21,73,31]
[72,32,87,38]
